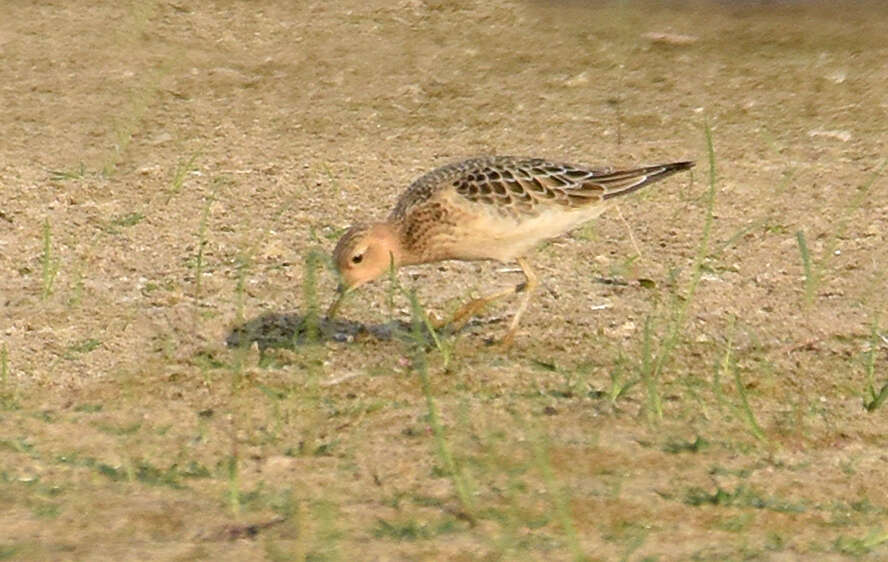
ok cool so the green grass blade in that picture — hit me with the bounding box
[407,291,474,520]
[648,119,718,393]
[796,230,815,307]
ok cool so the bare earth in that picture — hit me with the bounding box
[2,1,887,560]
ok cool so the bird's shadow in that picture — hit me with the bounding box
[225,311,416,351]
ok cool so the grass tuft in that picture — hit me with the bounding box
[863,315,888,412]
[227,451,240,515]
[834,528,888,556]
[0,344,15,409]
[524,423,587,561]
[390,260,452,366]
[796,159,886,304]
[48,162,87,182]
[0,345,7,388]
[796,230,815,307]
[235,254,250,325]
[607,354,638,405]
[302,249,325,344]
[41,218,60,300]
[639,315,661,422]
[194,191,215,298]
[169,151,201,198]
[640,119,717,421]
[407,290,475,521]
[721,316,766,442]
[731,353,767,443]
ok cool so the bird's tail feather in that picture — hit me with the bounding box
[600,161,695,200]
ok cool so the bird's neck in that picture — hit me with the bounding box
[369,222,410,267]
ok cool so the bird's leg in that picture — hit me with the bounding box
[440,285,516,332]
[435,260,533,332]
[500,257,538,348]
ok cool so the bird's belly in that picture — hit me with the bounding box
[439,205,610,263]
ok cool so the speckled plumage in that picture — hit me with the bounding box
[384,156,693,263]
[389,156,692,221]
[328,155,694,345]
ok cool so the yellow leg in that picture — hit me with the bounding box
[500,257,538,348]
[437,259,531,332]
[442,285,516,332]
[438,257,537,347]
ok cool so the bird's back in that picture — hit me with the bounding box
[389,156,693,222]
[388,156,505,221]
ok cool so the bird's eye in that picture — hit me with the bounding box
[351,254,363,264]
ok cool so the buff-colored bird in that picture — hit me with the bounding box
[328,156,693,345]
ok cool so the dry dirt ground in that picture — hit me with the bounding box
[2,1,888,560]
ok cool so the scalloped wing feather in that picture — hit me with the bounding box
[389,157,693,221]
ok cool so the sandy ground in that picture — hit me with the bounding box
[2,1,887,560]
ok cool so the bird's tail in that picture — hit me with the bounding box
[599,161,695,200]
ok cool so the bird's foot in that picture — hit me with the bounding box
[493,329,519,351]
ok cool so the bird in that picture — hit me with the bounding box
[327,155,694,346]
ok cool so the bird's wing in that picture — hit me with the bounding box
[451,157,694,214]
[390,157,694,219]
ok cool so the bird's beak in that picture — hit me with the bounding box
[325,283,351,320]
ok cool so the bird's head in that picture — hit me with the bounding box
[327,223,401,318]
